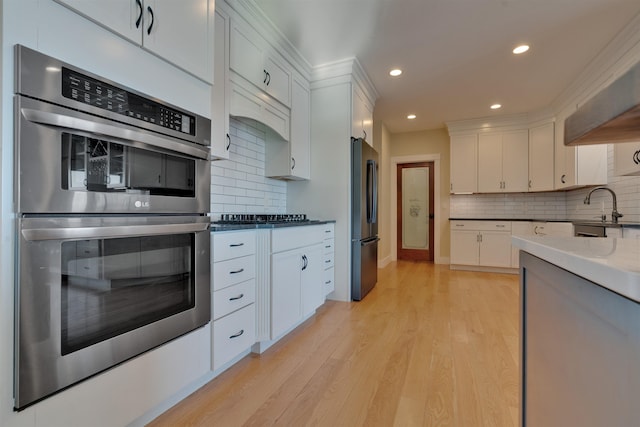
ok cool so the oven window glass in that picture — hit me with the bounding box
[61,132,195,197]
[61,234,195,355]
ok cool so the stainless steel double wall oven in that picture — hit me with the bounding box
[14,45,212,409]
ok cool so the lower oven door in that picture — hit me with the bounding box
[15,215,210,410]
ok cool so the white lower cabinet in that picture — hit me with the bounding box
[270,225,324,339]
[450,221,512,268]
[213,304,256,371]
[211,229,257,371]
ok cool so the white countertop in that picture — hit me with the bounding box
[512,236,640,303]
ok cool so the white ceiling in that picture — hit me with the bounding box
[252,0,640,133]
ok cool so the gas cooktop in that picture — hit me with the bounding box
[214,213,310,225]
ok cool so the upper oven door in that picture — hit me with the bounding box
[15,95,211,214]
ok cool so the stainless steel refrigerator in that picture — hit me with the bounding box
[351,137,379,301]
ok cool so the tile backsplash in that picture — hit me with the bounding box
[210,118,287,219]
[450,145,640,223]
[450,192,568,220]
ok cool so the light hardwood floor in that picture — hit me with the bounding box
[149,261,520,427]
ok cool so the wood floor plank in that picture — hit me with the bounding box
[148,261,520,427]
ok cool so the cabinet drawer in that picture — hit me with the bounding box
[213,304,256,371]
[323,267,335,295]
[322,224,334,239]
[213,231,256,262]
[272,225,323,253]
[213,279,256,320]
[323,252,334,270]
[322,238,334,254]
[212,255,255,291]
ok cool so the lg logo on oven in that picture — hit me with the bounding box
[134,200,150,208]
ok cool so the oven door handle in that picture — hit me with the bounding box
[21,222,209,241]
[20,107,210,160]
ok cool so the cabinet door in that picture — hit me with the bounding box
[352,87,367,140]
[264,55,291,107]
[301,244,323,317]
[528,123,555,191]
[211,9,230,159]
[478,133,503,192]
[554,106,577,189]
[289,76,311,179]
[54,0,141,44]
[450,230,479,265]
[230,21,265,87]
[450,134,477,193]
[502,130,529,192]
[614,142,640,176]
[479,231,512,268]
[142,0,213,82]
[271,250,302,339]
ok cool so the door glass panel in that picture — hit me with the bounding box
[61,132,195,196]
[402,167,429,249]
[60,234,194,355]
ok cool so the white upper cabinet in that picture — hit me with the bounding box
[352,85,374,144]
[478,130,528,193]
[614,142,640,176]
[554,105,607,189]
[265,73,310,180]
[229,20,291,107]
[211,8,231,160]
[54,0,214,83]
[528,122,555,192]
[450,134,478,193]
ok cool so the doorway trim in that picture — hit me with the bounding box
[390,154,441,264]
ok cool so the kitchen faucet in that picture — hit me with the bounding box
[583,186,623,224]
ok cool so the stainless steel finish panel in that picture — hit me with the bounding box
[15,215,211,409]
[351,138,379,241]
[351,237,379,301]
[565,60,640,146]
[16,96,210,214]
[15,45,210,147]
[521,252,640,426]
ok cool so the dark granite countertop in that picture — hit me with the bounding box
[211,219,335,232]
[449,218,640,228]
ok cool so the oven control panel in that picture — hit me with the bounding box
[62,68,195,136]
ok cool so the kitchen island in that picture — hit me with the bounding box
[513,236,640,427]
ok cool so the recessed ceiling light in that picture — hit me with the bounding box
[389,69,402,77]
[513,45,530,54]
[490,104,502,110]
[407,114,416,119]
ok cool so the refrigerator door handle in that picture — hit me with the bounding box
[366,159,378,224]
[361,237,380,246]
[371,160,378,224]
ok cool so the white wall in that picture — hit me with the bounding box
[210,117,287,217]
